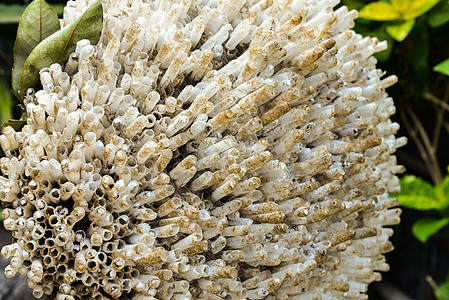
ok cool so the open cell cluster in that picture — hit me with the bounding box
[0,0,405,299]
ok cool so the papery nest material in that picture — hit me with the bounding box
[0,0,406,299]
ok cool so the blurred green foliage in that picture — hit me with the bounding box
[394,172,449,242]
[396,174,449,211]
[0,77,12,125]
[396,171,449,298]
[436,279,449,300]
[359,0,440,41]
[435,58,449,76]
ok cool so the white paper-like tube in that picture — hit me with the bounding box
[0,2,406,299]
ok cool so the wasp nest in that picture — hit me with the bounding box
[0,0,406,299]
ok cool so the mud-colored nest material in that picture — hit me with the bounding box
[0,0,406,299]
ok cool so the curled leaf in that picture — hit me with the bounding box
[18,0,103,98]
[2,110,27,132]
[11,0,60,100]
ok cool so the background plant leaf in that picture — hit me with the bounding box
[404,0,440,20]
[427,0,449,28]
[394,175,449,210]
[359,2,401,21]
[436,281,449,300]
[18,0,103,98]
[391,0,411,14]
[435,175,449,204]
[412,217,449,242]
[11,0,60,100]
[410,17,429,85]
[433,58,449,76]
[0,3,64,24]
[0,78,12,126]
[386,20,415,41]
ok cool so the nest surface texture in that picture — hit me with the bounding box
[0,0,406,299]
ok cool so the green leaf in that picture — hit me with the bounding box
[436,281,449,300]
[386,20,415,41]
[395,175,449,210]
[412,217,449,242]
[391,0,412,14]
[427,0,449,28]
[434,58,449,76]
[2,111,27,132]
[436,175,449,205]
[18,0,103,98]
[390,0,439,20]
[11,0,60,100]
[404,0,440,20]
[0,4,64,24]
[359,2,401,21]
[397,194,443,210]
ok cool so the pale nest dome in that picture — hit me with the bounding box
[0,0,406,299]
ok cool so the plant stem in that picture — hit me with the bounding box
[406,104,442,183]
[444,121,449,137]
[400,102,442,184]
[426,275,438,291]
[425,86,449,152]
[424,91,449,112]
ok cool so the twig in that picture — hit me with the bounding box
[444,121,449,137]
[433,107,445,150]
[427,86,449,150]
[405,104,442,183]
[424,91,449,112]
[426,275,438,291]
[400,106,430,170]
[400,103,441,184]
[396,150,428,175]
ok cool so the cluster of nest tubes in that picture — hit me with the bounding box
[0,0,405,299]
